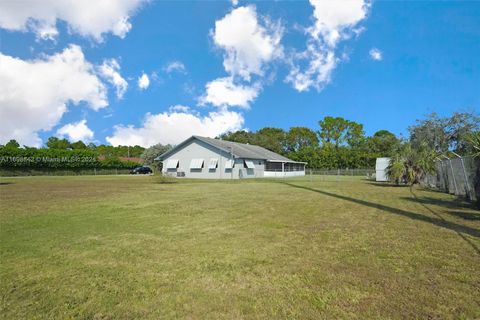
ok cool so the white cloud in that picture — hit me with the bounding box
[200,77,260,109]
[0,0,146,41]
[286,0,370,92]
[231,0,239,6]
[199,5,281,110]
[137,72,150,90]
[98,59,128,99]
[369,47,382,61]
[106,108,244,147]
[0,45,118,147]
[56,120,94,142]
[164,61,186,74]
[308,0,369,46]
[212,5,283,81]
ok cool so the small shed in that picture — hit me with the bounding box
[375,157,391,182]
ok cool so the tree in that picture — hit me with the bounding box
[367,130,400,157]
[386,142,436,185]
[318,116,348,147]
[286,127,319,153]
[141,143,172,170]
[5,139,20,149]
[386,156,406,185]
[318,116,365,148]
[218,131,255,144]
[447,112,480,153]
[409,112,480,154]
[254,127,287,155]
[466,132,480,158]
[70,141,87,150]
[345,121,365,148]
[46,137,70,149]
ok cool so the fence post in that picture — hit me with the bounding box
[451,152,472,200]
[459,157,472,200]
[447,157,458,195]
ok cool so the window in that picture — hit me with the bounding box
[265,161,282,171]
[189,158,204,169]
[225,159,234,169]
[208,158,218,169]
[165,159,179,169]
[244,160,255,169]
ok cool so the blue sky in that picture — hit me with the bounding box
[0,0,479,147]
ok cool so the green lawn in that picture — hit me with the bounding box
[0,175,479,319]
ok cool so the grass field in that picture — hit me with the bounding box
[1,175,479,319]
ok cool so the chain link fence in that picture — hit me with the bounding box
[423,155,479,202]
[306,168,376,181]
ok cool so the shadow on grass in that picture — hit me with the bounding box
[400,195,473,210]
[446,211,480,221]
[0,182,13,186]
[366,182,407,188]
[282,182,480,254]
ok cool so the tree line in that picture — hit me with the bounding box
[218,117,399,169]
[215,112,479,171]
[1,111,478,173]
[0,137,146,170]
[1,137,145,158]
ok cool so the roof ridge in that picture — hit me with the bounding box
[157,135,299,163]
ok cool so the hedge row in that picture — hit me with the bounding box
[0,147,140,169]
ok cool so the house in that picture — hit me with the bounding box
[375,157,390,182]
[155,136,306,179]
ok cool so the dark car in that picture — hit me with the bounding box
[130,166,153,175]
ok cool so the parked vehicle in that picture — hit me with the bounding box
[130,166,153,174]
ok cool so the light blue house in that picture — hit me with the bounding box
[155,136,306,179]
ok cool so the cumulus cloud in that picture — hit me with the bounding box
[106,108,244,147]
[212,5,283,81]
[56,120,94,142]
[138,72,150,89]
[200,5,281,110]
[369,47,382,61]
[0,0,146,41]
[98,59,128,98]
[0,45,122,147]
[200,77,260,108]
[164,61,186,74]
[286,0,370,92]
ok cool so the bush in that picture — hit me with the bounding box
[0,147,140,170]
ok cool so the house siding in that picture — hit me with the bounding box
[162,139,265,179]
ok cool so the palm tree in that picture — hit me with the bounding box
[386,142,437,185]
[467,132,480,158]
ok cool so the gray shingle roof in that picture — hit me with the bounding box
[156,135,301,162]
[194,136,292,161]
